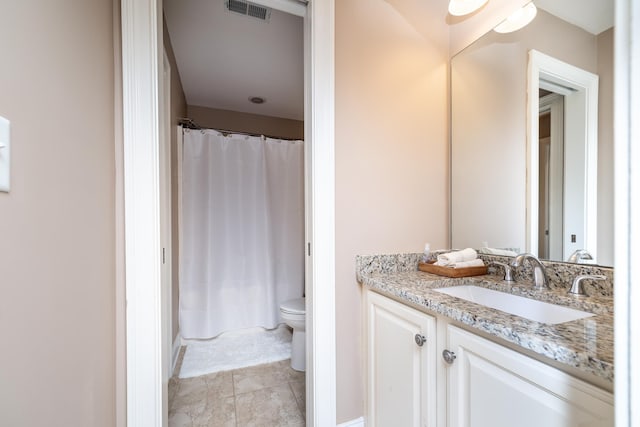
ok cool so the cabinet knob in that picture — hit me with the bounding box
[414,334,426,347]
[442,349,457,364]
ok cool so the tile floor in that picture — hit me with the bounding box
[169,348,306,427]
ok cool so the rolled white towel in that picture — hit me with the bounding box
[436,248,478,266]
[452,259,485,269]
[478,247,517,257]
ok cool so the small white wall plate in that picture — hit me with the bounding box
[0,116,10,193]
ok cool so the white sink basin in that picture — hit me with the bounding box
[434,285,594,324]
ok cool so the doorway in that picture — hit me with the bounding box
[119,0,336,425]
[526,49,599,262]
[538,92,564,260]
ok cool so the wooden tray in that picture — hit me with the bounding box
[418,261,488,278]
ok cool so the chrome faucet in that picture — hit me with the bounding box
[567,249,594,263]
[569,275,606,296]
[511,253,549,289]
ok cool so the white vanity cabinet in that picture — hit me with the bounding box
[446,325,614,427]
[365,290,437,427]
[364,290,614,427]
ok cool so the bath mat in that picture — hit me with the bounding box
[179,325,292,378]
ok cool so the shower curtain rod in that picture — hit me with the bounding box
[178,117,302,141]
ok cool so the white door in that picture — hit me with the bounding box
[562,87,589,260]
[539,93,565,260]
[538,133,550,258]
[366,290,436,427]
[160,50,173,401]
[446,325,613,427]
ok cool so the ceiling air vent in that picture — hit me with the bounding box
[226,0,271,22]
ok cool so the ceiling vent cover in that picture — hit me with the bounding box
[226,0,271,21]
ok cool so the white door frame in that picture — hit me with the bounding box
[159,48,172,423]
[526,49,599,261]
[120,0,336,425]
[614,0,640,425]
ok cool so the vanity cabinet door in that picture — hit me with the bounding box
[365,290,436,427]
[446,325,613,427]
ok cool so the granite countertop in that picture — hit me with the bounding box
[357,256,614,385]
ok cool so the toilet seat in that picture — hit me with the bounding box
[280,298,305,315]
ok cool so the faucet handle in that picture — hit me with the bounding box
[490,261,515,282]
[569,275,606,296]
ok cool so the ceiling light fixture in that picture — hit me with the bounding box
[493,2,538,33]
[249,96,265,104]
[448,0,489,16]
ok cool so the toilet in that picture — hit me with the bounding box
[279,297,306,371]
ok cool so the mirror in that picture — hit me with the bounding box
[450,0,614,266]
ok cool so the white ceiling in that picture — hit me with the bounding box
[163,0,612,123]
[535,0,614,35]
[164,0,304,121]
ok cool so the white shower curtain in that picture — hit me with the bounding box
[180,128,304,339]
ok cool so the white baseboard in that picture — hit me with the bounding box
[337,416,365,427]
[171,334,182,376]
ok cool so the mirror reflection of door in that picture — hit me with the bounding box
[538,90,564,260]
[528,53,599,262]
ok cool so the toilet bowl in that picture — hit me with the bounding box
[280,297,306,372]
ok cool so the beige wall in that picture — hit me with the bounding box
[335,0,449,422]
[597,28,614,266]
[164,17,188,343]
[187,105,304,140]
[0,1,115,425]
